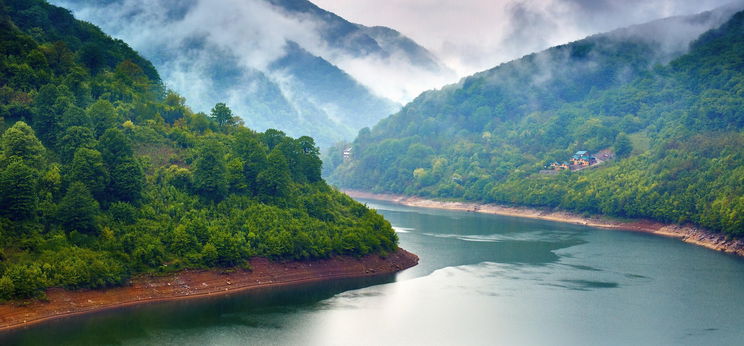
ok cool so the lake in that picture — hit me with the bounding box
[2,198,744,345]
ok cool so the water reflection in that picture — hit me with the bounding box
[2,198,744,345]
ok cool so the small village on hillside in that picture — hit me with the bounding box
[541,150,614,173]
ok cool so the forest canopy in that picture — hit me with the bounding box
[0,0,397,301]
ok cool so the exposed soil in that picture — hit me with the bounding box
[346,189,744,257]
[0,248,418,332]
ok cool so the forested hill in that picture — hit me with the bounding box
[329,8,744,236]
[0,0,397,301]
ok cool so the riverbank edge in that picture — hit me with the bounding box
[345,189,744,257]
[0,248,418,332]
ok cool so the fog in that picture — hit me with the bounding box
[313,0,741,77]
[50,0,743,142]
[53,0,452,105]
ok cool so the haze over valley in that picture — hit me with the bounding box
[1,1,744,344]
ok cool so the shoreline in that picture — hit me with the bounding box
[345,189,744,257]
[0,248,418,333]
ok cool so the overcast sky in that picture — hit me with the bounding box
[312,0,736,76]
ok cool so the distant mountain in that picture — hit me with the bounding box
[329,5,744,236]
[51,0,451,147]
[265,0,446,71]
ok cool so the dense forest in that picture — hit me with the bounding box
[329,10,744,236]
[0,0,397,301]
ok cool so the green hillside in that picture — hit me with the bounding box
[0,0,397,301]
[330,10,744,235]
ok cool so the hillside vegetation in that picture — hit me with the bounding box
[0,0,397,301]
[330,10,744,236]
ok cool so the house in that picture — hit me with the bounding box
[543,150,600,173]
[547,161,570,170]
[570,150,596,166]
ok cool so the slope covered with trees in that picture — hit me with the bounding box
[0,0,397,301]
[330,9,744,236]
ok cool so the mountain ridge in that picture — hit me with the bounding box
[51,0,451,147]
[329,5,744,236]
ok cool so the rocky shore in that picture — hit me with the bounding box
[346,190,744,257]
[0,248,418,332]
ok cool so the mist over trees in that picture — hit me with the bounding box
[50,0,458,147]
[329,9,744,236]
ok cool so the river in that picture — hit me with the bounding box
[2,198,744,345]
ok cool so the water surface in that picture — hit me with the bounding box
[2,198,743,345]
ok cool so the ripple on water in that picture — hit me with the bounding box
[420,229,579,243]
[392,226,414,233]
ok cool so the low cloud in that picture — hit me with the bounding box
[313,0,740,77]
[53,0,742,113]
[54,0,452,105]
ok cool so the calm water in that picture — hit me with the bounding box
[3,198,744,345]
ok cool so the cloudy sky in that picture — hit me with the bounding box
[312,0,736,76]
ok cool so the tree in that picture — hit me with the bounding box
[108,156,144,203]
[98,128,133,166]
[209,103,235,127]
[0,161,38,221]
[297,136,322,182]
[97,128,142,202]
[193,139,228,202]
[69,148,109,200]
[1,121,45,168]
[162,90,188,124]
[61,105,91,128]
[58,182,100,234]
[87,99,119,137]
[32,84,61,146]
[234,129,267,193]
[2,264,47,299]
[80,42,107,74]
[615,133,633,158]
[256,148,291,200]
[262,129,286,150]
[58,126,97,162]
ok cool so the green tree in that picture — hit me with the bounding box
[108,156,144,203]
[69,148,109,199]
[31,84,61,146]
[297,136,322,182]
[97,128,142,202]
[57,126,97,162]
[57,182,100,234]
[234,129,267,193]
[209,102,234,127]
[0,161,38,221]
[1,121,45,167]
[256,148,291,200]
[87,99,119,137]
[98,128,133,166]
[262,129,286,150]
[3,264,47,299]
[615,133,633,158]
[193,139,228,202]
[60,105,91,128]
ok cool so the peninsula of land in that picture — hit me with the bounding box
[0,249,418,332]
